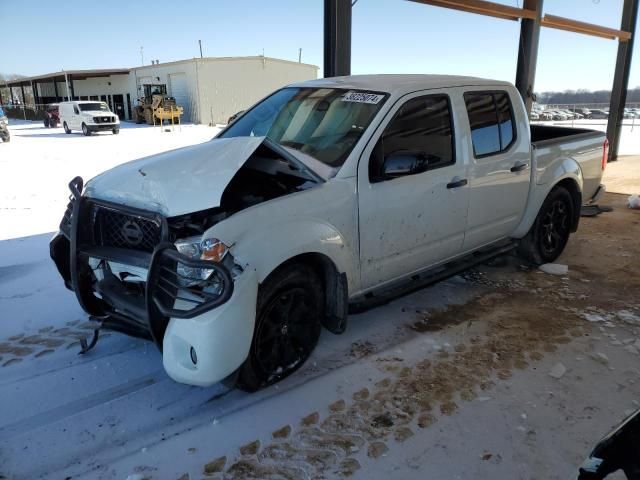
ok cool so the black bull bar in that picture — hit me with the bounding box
[50,176,234,349]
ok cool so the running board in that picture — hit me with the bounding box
[349,241,517,313]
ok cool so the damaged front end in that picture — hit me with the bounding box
[50,176,236,350]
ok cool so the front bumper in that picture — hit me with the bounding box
[87,123,119,132]
[50,177,238,357]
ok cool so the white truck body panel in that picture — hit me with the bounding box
[55,75,606,387]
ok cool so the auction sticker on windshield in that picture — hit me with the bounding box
[341,91,385,104]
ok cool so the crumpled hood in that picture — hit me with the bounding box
[84,136,265,217]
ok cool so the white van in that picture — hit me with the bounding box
[59,101,120,136]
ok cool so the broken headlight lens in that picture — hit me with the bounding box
[174,236,229,287]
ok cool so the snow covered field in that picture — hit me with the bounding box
[1,121,639,480]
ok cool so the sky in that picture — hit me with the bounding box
[1,0,638,92]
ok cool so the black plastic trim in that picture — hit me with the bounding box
[146,244,235,321]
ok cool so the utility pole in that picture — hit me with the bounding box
[298,48,302,63]
[140,46,144,66]
[199,40,203,58]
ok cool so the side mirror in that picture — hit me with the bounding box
[382,152,428,179]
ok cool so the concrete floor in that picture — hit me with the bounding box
[603,155,640,195]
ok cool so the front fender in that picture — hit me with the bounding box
[222,219,356,289]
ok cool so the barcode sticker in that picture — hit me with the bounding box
[341,91,385,104]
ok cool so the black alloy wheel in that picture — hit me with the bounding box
[237,264,323,391]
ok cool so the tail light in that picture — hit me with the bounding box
[602,138,609,171]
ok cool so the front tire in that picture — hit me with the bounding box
[82,123,91,136]
[63,122,71,134]
[518,186,574,265]
[237,264,323,392]
[112,127,120,135]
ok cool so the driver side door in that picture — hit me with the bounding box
[357,90,469,289]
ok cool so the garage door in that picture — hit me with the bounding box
[169,73,193,123]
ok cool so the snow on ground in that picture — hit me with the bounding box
[1,120,639,480]
[0,121,220,241]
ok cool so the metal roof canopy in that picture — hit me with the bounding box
[4,68,130,86]
[323,0,638,162]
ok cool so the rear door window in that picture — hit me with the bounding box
[464,91,516,157]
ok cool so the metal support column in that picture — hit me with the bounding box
[606,0,639,162]
[324,0,352,77]
[54,79,59,101]
[515,0,543,113]
[20,84,26,105]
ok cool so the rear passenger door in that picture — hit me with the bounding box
[461,89,530,251]
[358,91,469,289]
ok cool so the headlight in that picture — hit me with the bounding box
[174,236,229,287]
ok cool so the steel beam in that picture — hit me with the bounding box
[54,79,59,101]
[324,0,352,77]
[407,0,536,21]
[607,0,639,162]
[515,0,543,113]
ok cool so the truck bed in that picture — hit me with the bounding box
[530,124,606,203]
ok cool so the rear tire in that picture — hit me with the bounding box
[518,186,574,265]
[237,264,323,392]
[63,122,71,134]
[82,123,91,136]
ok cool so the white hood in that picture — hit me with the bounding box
[84,136,265,217]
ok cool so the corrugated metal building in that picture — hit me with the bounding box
[3,56,318,124]
[132,56,318,124]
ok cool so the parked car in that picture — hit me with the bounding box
[0,106,9,143]
[570,108,592,119]
[529,111,539,121]
[50,75,607,391]
[544,110,568,121]
[227,110,245,125]
[59,100,120,136]
[589,109,609,119]
[43,103,60,128]
[578,408,640,479]
[560,109,583,119]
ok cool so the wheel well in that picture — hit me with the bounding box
[262,253,348,334]
[555,178,582,232]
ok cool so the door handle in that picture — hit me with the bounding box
[510,163,528,172]
[446,178,468,189]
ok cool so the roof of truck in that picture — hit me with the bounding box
[290,74,512,95]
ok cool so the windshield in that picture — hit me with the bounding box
[79,102,109,112]
[220,87,388,168]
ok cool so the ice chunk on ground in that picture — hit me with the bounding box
[539,263,569,275]
[549,363,567,379]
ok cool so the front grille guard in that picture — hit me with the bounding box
[65,177,235,349]
[146,243,235,320]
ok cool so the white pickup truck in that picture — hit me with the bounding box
[50,75,607,390]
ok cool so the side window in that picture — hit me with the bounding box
[73,105,79,115]
[371,94,454,181]
[464,91,516,157]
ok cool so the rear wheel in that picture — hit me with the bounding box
[237,264,323,392]
[82,123,91,136]
[63,122,71,134]
[518,186,574,264]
